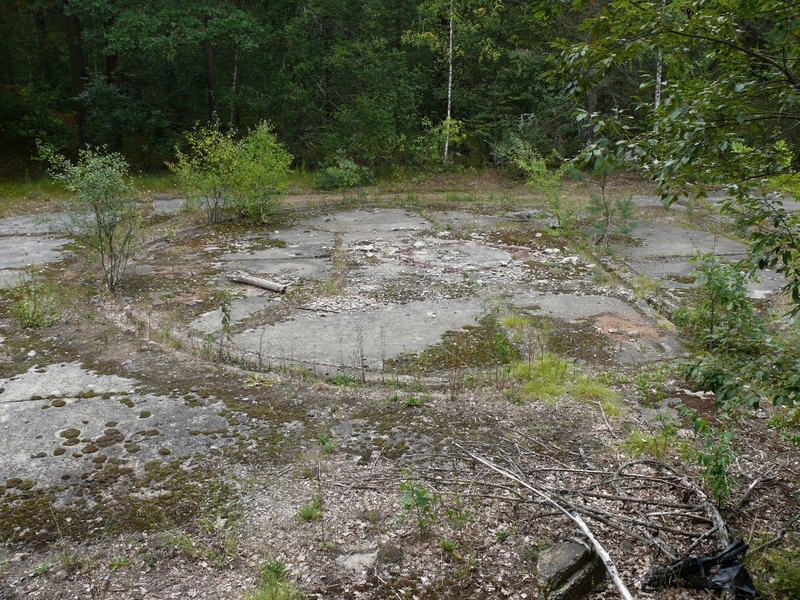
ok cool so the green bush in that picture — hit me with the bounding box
[312,152,373,191]
[171,122,291,224]
[675,253,800,409]
[40,145,142,291]
[7,275,57,328]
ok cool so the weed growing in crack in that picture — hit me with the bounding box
[244,373,273,388]
[573,376,623,416]
[244,561,306,600]
[403,396,421,408]
[622,425,678,460]
[321,233,348,295]
[440,538,460,558]
[510,353,571,402]
[31,562,52,578]
[329,373,356,387]
[318,435,335,453]
[6,272,58,328]
[216,289,234,361]
[108,556,132,571]
[297,494,323,521]
[398,465,437,536]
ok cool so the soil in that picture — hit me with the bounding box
[0,173,798,600]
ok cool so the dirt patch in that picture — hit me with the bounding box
[594,314,664,340]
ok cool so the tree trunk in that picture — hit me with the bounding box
[204,16,218,124]
[35,8,51,85]
[443,0,454,168]
[62,4,87,147]
[229,45,239,129]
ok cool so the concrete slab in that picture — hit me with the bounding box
[621,221,748,260]
[619,220,784,299]
[150,198,186,216]
[0,363,235,489]
[510,292,641,322]
[233,297,486,372]
[301,208,432,244]
[0,235,72,288]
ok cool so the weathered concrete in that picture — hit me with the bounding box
[0,363,236,489]
[233,297,486,372]
[620,221,784,299]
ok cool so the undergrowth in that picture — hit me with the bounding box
[244,561,306,600]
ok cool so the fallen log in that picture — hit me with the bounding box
[227,271,288,294]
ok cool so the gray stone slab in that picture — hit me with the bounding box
[150,198,186,216]
[232,297,485,371]
[302,209,432,245]
[0,214,63,236]
[0,235,72,288]
[428,210,506,230]
[510,292,642,322]
[0,363,234,488]
[192,292,282,334]
[620,221,747,259]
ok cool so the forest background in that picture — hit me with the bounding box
[1,0,599,176]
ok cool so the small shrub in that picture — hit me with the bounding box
[398,465,437,535]
[313,152,373,191]
[7,276,57,328]
[297,494,323,521]
[40,144,141,290]
[170,122,291,225]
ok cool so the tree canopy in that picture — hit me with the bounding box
[555,0,800,311]
[0,0,574,173]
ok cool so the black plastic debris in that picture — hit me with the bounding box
[642,539,756,599]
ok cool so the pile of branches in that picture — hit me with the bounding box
[413,433,737,598]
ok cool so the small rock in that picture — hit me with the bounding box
[626,330,640,338]
[537,540,605,600]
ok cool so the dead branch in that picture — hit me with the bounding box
[733,471,776,511]
[568,490,703,510]
[615,460,731,547]
[456,444,635,600]
[751,513,800,554]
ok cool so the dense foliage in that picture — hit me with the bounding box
[0,0,578,174]
[556,0,800,313]
[170,121,291,224]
